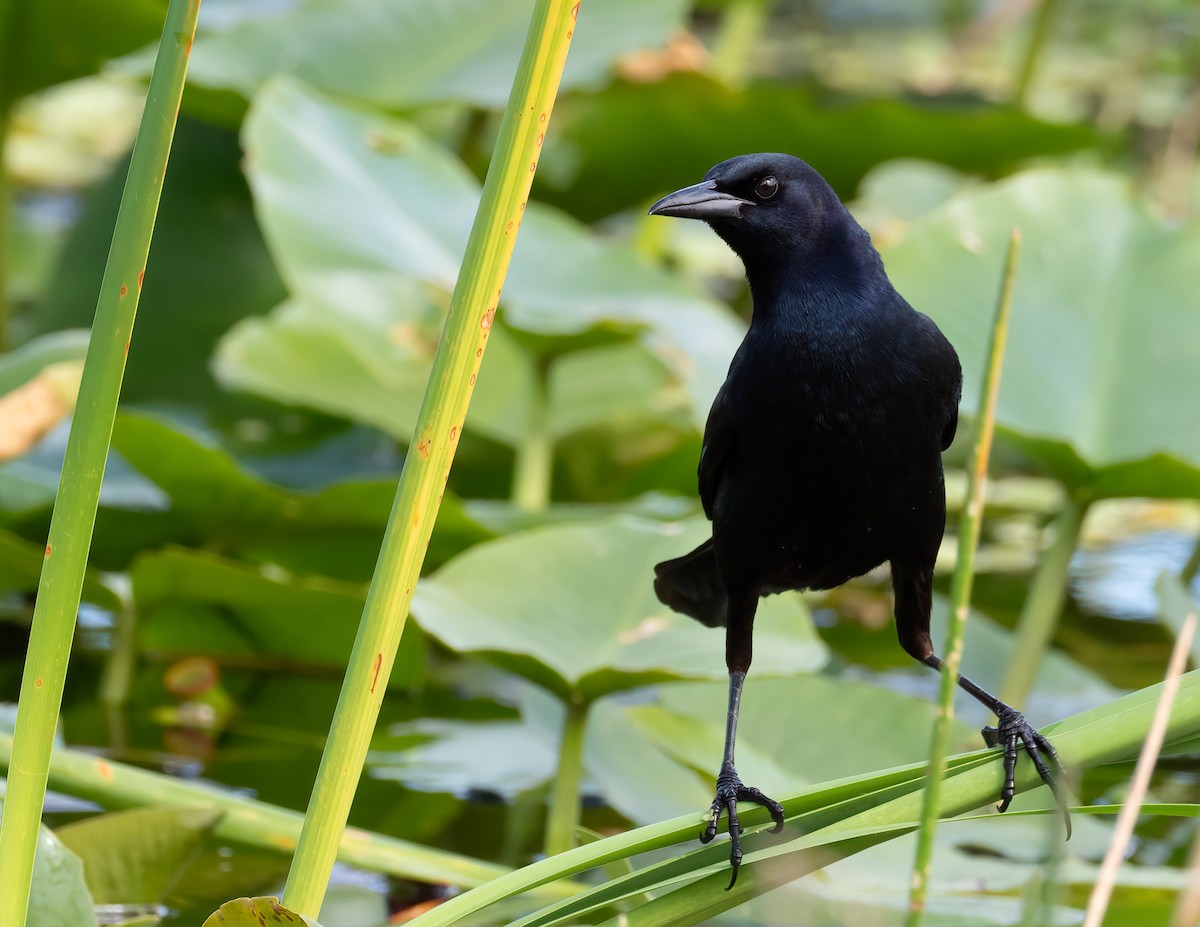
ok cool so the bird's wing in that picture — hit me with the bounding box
[698,384,736,521]
[941,406,959,451]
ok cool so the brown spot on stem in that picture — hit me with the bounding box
[571,2,580,18]
[481,306,495,330]
[97,760,113,782]
[529,160,537,172]
[370,652,383,693]
[449,426,458,441]
[45,544,51,556]
[476,347,483,358]
[138,270,145,289]
[417,437,431,458]
[505,220,514,234]
[35,678,42,687]
[119,284,128,298]
[124,340,130,358]
[537,133,544,147]
[469,374,476,385]
[539,112,547,123]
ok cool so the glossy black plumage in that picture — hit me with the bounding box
[650,153,1068,888]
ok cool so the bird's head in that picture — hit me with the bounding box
[648,153,858,270]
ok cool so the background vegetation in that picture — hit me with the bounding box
[1,0,1200,924]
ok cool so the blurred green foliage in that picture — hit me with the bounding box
[3,0,1200,923]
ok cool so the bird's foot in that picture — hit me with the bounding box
[982,703,1071,838]
[699,764,785,890]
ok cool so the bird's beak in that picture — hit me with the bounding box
[648,180,753,220]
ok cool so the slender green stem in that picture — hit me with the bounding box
[906,229,1020,927]
[1013,0,1059,108]
[99,581,136,707]
[544,697,591,856]
[514,357,553,513]
[1000,490,1090,707]
[280,2,580,916]
[0,4,198,924]
[0,732,518,889]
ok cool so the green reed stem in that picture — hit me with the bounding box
[544,697,591,856]
[279,1,581,916]
[906,229,1020,926]
[0,4,198,924]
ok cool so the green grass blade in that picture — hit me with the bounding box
[907,228,1020,925]
[279,0,581,916]
[0,3,199,924]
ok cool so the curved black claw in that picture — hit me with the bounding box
[982,703,1072,839]
[700,765,786,890]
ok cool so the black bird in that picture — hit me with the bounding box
[649,153,1068,888]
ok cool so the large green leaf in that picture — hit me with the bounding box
[131,546,424,685]
[536,74,1104,221]
[880,167,1200,498]
[108,412,492,577]
[410,516,826,701]
[221,78,742,438]
[161,0,687,110]
[55,806,223,905]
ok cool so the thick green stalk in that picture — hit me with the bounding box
[514,358,553,513]
[280,1,580,915]
[544,697,591,856]
[1000,491,1089,707]
[1013,0,1059,108]
[907,230,1019,926]
[0,732,517,889]
[0,4,198,924]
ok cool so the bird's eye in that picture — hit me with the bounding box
[755,175,779,199]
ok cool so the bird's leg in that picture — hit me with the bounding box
[701,669,786,890]
[924,655,1071,836]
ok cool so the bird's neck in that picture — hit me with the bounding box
[743,225,889,333]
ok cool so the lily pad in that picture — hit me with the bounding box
[880,167,1200,498]
[410,515,826,701]
[55,806,223,905]
[201,897,317,927]
[222,77,743,439]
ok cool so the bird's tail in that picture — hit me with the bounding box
[653,538,727,628]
